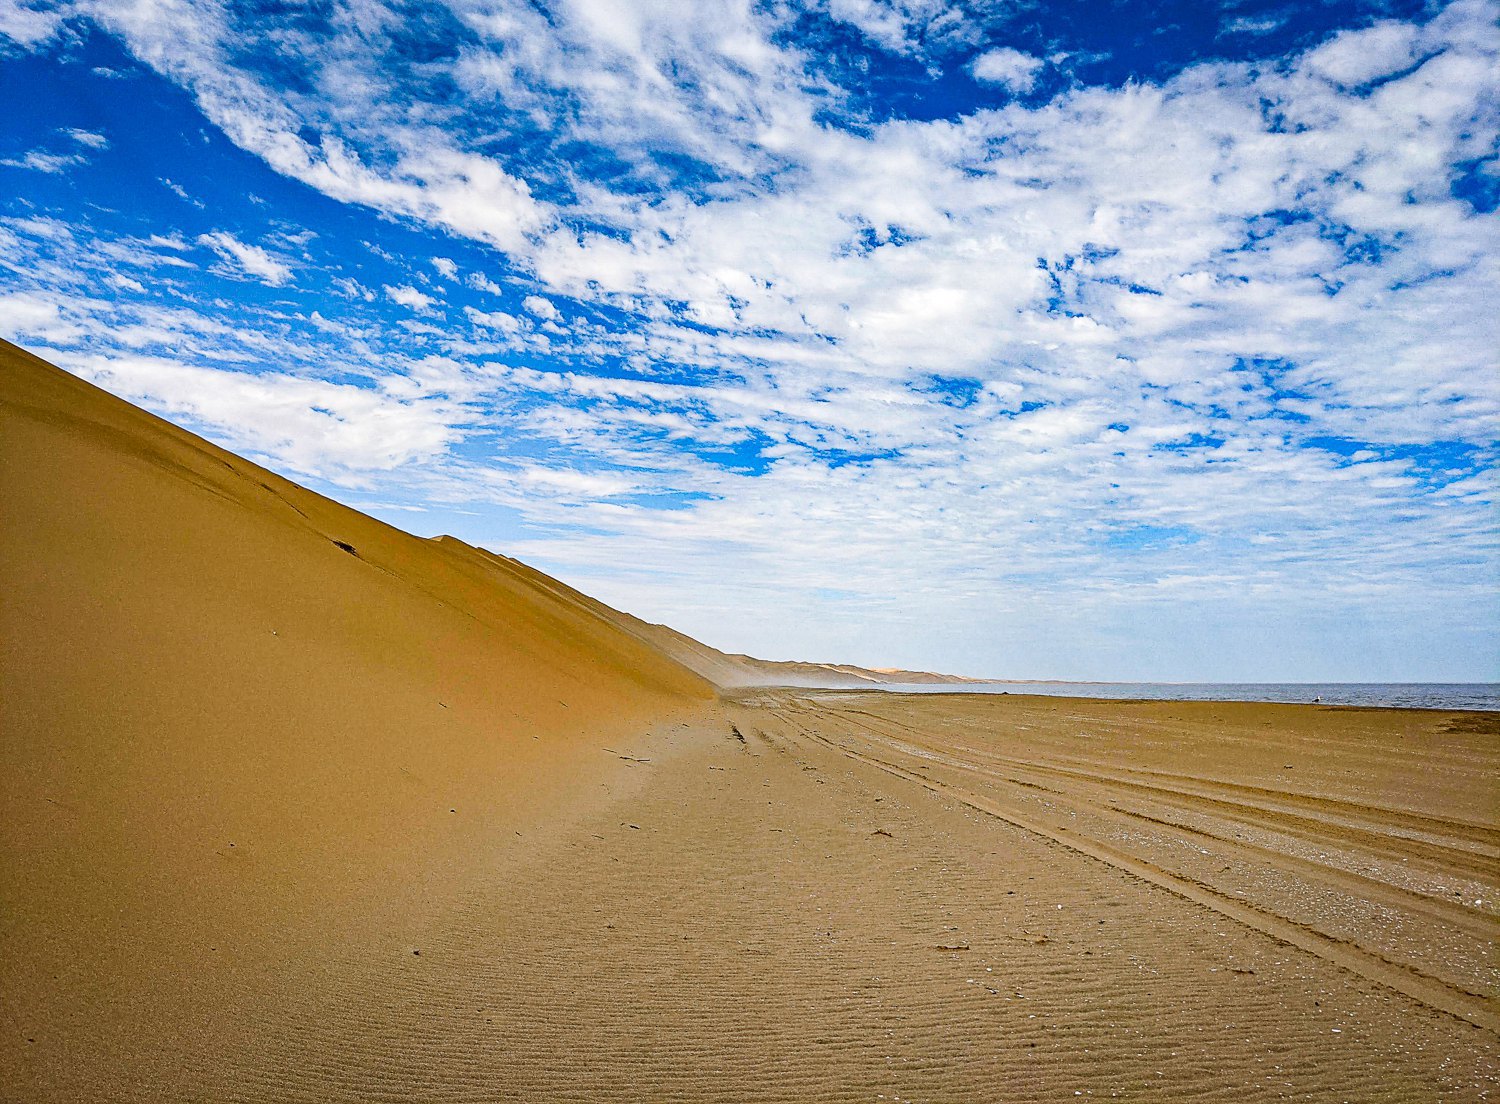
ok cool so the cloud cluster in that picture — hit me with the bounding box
[1,0,1496,678]
[1,125,109,172]
[0,0,63,49]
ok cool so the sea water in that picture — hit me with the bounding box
[883,682,1500,712]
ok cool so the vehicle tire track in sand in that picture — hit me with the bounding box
[836,705,1500,873]
[819,707,1500,949]
[761,696,1499,1034]
[833,705,1500,859]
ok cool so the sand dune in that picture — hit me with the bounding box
[0,341,713,1099]
[3,339,1497,1100]
[584,605,985,688]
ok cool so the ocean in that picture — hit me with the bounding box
[885,682,1500,712]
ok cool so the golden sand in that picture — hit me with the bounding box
[2,340,1496,1100]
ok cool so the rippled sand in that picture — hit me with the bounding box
[211,691,1497,1102]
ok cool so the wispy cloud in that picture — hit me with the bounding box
[1223,15,1287,37]
[61,350,474,477]
[197,230,294,286]
[522,295,561,322]
[62,127,108,149]
[0,125,109,173]
[1,149,85,172]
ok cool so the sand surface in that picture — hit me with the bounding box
[4,340,1498,1100]
[186,690,1497,1104]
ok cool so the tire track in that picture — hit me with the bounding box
[763,696,1500,1034]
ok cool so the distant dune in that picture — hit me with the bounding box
[3,339,1495,1101]
[570,602,985,688]
[403,530,982,688]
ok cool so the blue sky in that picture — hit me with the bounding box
[2,0,1496,681]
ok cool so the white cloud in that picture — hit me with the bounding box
[80,0,551,253]
[1304,21,1420,88]
[970,47,1043,92]
[822,0,979,57]
[160,178,203,206]
[431,256,458,280]
[466,271,504,294]
[0,150,85,172]
[0,291,90,342]
[384,284,437,312]
[1223,15,1286,36]
[0,128,109,172]
[197,230,293,286]
[62,127,108,149]
[331,276,375,301]
[464,306,523,333]
[522,294,561,322]
[0,0,66,48]
[60,351,471,477]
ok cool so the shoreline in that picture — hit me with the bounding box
[761,681,1500,712]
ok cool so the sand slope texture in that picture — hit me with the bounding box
[0,340,713,1099]
[3,338,1497,1101]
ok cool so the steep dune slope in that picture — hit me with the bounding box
[0,340,713,1099]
